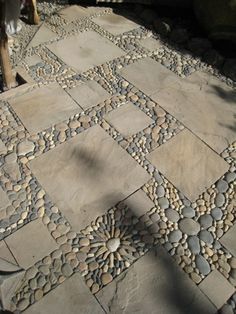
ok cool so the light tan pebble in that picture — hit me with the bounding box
[51,249,62,259]
[55,123,67,132]
[66,252,76,261]
[89,261,99,271]
[58,276,66,284]
[43,256,52,265]
[56,235,67,245]
[35,199,44,209]
[184,266,193,273]
[230,257,236,269]
[14,184,21,192]
[67,231,76,239]
[34,289,43,301]
[57,224,70,234]
[38,207,45,217]
[91,283,99,294]
[37,190,45,199]
[79,115,91,123]
[101,273,113,286]
[79,262,88,272]
[190,272,202,284]
[47,222,56,231]
[60,243,72,253]
[69,120,80,129]
[21,211,28,220]
[86,278,93,288]
[205,247,214,257]
[79,238,90,247]
[42,215,50,225]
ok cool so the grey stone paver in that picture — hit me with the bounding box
[92,13,139,35]
[199,269,235,309]
[147,129,229,202]
[96,246,216,314]
[220,224,236,257]
[9,83,81,135]
[5,219,57,269]
[151,71,236,153]
[30,125,150,231]
[27,24,57,49]
[0,240,16,264]
[105,102,154,137]
[47,30,125,73]
[67,80,110,110]
[24,273,104,314]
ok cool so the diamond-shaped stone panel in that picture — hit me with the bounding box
[220,224,236,257]
[47,31,125,73]
[199,270,235,309]
[147,129,229,202]
[5,219,57,269]
[30,125,150,232]
[151,71,236,153]
[9,83,81,135]
[24,273,104,314]
[92,13,139,35]
[105,102,154,137]
[120,57,178,96]
[96,246,216,314]
[67,80,110,110]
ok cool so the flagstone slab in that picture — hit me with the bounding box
[151,71,236,153]
[47,31,125,73]
[146,129,229,202]
[139,37,162,51]
[96,246,216,314]
[199,269,235,309]
[5,219,57,269]
[9,83,81,135]
[67,80,110,110]
[0,187,10,212]
[30,125,150,232]
[120,57,178,96]
[92,13,139,35]
[0,241,16,265]
[27,24,57,49]
[105,102,154,137]
[24,273,104,314]
[220,224,236,257]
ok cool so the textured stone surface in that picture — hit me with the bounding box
[9,83,81,135]
[59,5,90,23]
[28,24,57,49]
[47,31,125,73]
[120,57,177,96]
[147,129,229,202]
[151,71,236,153]
[67,80,110,110]
[93,13,139,35]
[24,273,104,314]
[0,241,16,264]
[199,270,235,309]
[5,219,57,269]
[220,224,236,257]
[139,37,162,51]
[105,102,154,137]
[97,246,216,314]
[0,139,7,155]
[30,125,150,231]
[0,187,10,212]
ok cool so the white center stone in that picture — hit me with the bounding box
[106,238,120,253]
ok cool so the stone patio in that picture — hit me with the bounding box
[0,3,235,314]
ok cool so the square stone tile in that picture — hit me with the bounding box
[0,187,10,212]
[9,83,81,135]
[199,269,235,309]
[92,13,139,35]
[28,24,56,49]
[220,224,236,256]
[59,5,90,23]
[146,129,229,202]
[24,273,104,314]
[5,219,57,269]
[120,57,178,96]
[139,37,162,51]
[67,81,110,110]
[97,246,216,314]
[47,31,125,73]
[0,241,16,264]
[30,125,150,232]
[122,189,154,218]
[151,71,236,153]
[105,102,154,137]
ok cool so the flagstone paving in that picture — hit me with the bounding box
[0,3,235,314]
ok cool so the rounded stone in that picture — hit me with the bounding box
[106,238,120,252]
[101,272,113,286]
[195,255,211,275]
[216,180,229,193]
[17,140,34,155]
[230,269,236,280]
[88,261,99,271]
[62,263,73,277]
[230,257,236,269]
[226,172,236,183]
[211,207,223,221]
[191,272,202,284]
[187,236,200,254]
[198,214,213,229]
[165,208,180,222]
[182,206,195,218]
[156,186,165,198]
[169,230,182,243]
[179,218,200,235]
[79,238,90,247]
[199,230,214,244]
[25,266,38,280]
[34,289,43,301]
[77,252,87,262]
[215,193,225,207]
[91,283,99,294]
[158,197,169,209]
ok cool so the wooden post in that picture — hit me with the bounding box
[28,0,40,25]
[0,0,16,90]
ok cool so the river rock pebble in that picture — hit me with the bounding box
[187,236,200,254]
[169,230,182,243]
[179,218,200,235]
[211,207,223,220]
[215,193,225,207]
[195,255,211,275]
[182,206,195,218]
[199,230,214,244]
[165,208,180,222]
[198,214,213,229]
